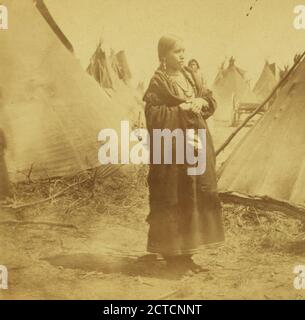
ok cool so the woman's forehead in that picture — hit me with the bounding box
[172,41,185,51]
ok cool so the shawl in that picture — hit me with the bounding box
[143,66,216,116]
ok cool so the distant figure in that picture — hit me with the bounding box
[0,129,11,200]
[188,58,206,88]
[188,58,215,134]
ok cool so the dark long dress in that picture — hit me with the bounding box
[143,66,224,256]
[0,129,10,200]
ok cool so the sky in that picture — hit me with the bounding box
[45,0,305,86]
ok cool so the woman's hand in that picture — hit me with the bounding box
[180,98,210,115]
[201,98,210,110]
[191,98,209,115]
[179,101,193,111]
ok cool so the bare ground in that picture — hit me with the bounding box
[1,120,305,300]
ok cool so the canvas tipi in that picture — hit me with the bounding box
[213,57,258,122]
[0,0,136,181]
[86,42,113,89]
[218,54,305,213]
[87,43,144,128]
[113,50,132,84]
[253,61,280,103]
[35,0,74,53]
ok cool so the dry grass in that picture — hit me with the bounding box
[1,164,148,228]
[2,164,305,300]
[2,163,304,257]
[222,203,304,254]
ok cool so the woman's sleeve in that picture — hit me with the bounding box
[201,89,217,120]
[144,82,182,131]
[145,102,181,131]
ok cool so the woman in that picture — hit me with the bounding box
[188,58,215,135]
[143,35,224,273]
[188,58,206,89]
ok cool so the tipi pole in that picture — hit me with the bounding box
[0,129,11,200]
[216,51,305,157]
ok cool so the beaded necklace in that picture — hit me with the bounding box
[164,69,197,99]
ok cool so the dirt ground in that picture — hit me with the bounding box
[1,118,305,300]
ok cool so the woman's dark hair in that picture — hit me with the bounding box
[158,34,182,62]
[188,59,200,69]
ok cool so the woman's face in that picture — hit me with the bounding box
[189,61,199,72]
[165,41,185,71]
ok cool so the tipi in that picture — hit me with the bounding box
[0,0,136,181]
[213,57,258,122]
[87,43,144,128]
[35,0,74,53]
[253,61,280,103]
[87,42,113,89]
[112,50,132,84]
[218,54,305,213]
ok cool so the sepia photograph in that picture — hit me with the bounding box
[1,0,305,305]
